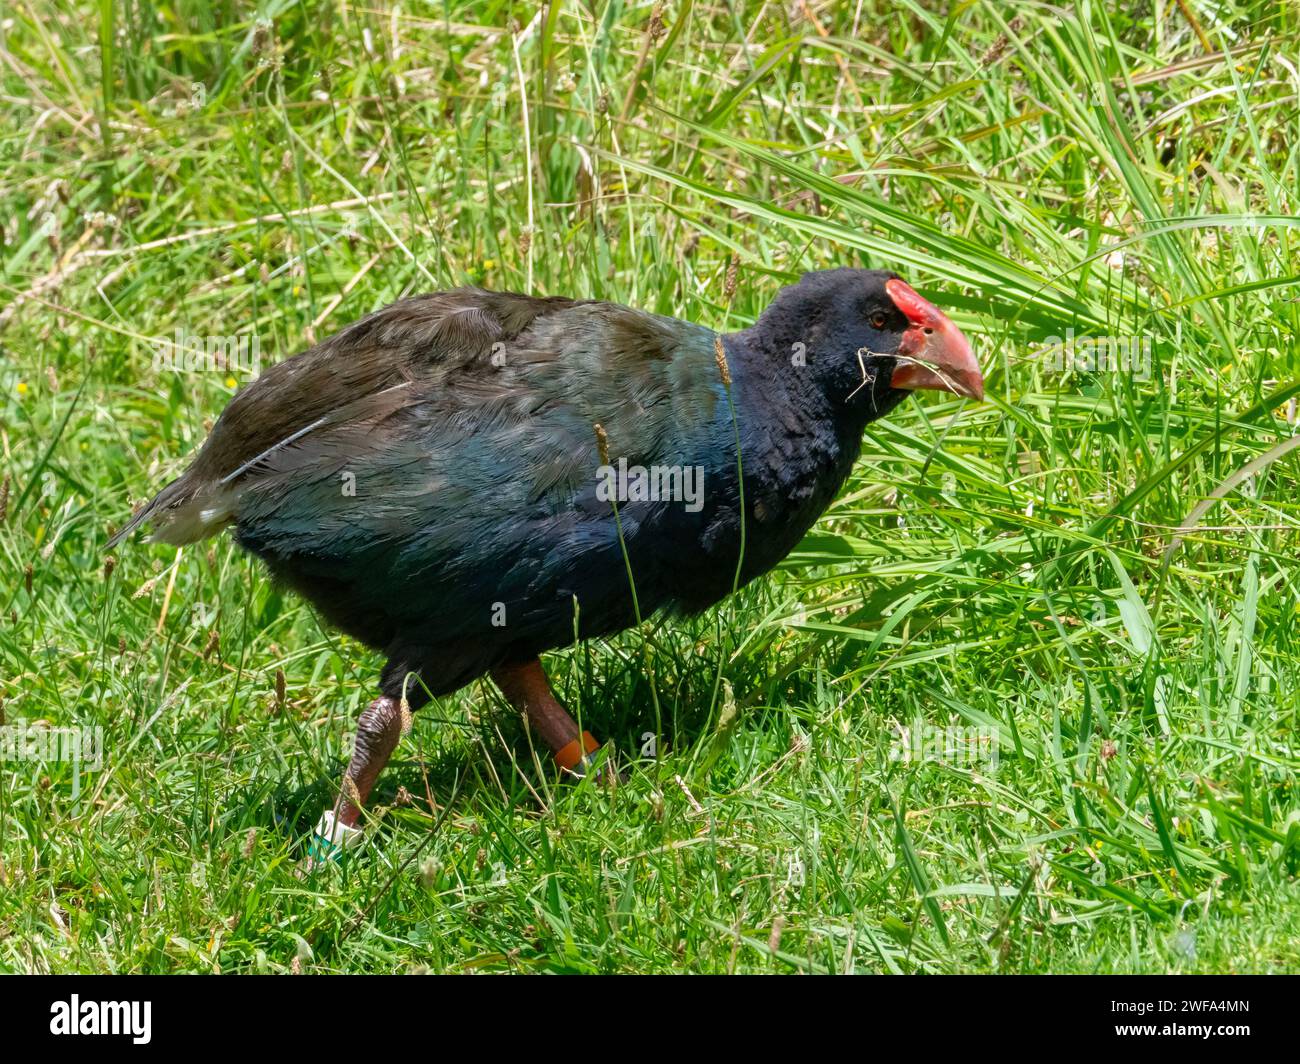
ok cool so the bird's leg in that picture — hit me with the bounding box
[337,694,405,828]
[306,694,405,865]
[491,658,604,777]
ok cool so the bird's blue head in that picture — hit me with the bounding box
[739,267,984,415]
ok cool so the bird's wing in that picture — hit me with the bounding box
[109,288,587,547]
[234,298,730,558]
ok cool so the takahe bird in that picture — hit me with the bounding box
[108,268,982,854]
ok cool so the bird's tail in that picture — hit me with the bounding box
[105,474,232,550]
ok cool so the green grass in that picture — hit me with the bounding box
[2,0,1299,973]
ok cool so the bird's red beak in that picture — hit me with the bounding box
[884,279,985,401]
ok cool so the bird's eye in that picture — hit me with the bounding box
[869,311,887,329]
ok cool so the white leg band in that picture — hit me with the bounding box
[312,810,363,852]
